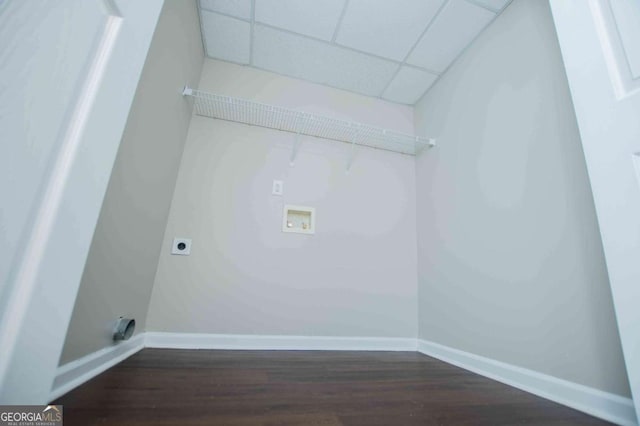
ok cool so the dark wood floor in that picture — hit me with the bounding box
[54,349,610,425]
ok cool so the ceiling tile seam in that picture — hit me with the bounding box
[194,53,414,106]
[250,0,256,65]
[198,1,511,105]
[379,64,442,101]
[494,0,514,13]
[204,55,256,69]
[254,22,402,63]
[414,8,500,106]
[200,17,436,104]
[199,3,511,106]
[244,62,410,106]
[462,0,501,13]
[378,65,404,98]
[251,21,443,77]
[399,0,450,65]
[199,5,500,78]
[197,1,210,66]
[200,8,251,23]
[402,63,441,77]
[331,0,350,43]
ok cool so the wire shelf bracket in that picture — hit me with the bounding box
[182,86,436,169]
[290,112,303,167]
[346,127,361,173]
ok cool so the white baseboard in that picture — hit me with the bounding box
[145,332,417,352]
[48,332,637,426]
[417,339,637,426]
[49,333,145,402]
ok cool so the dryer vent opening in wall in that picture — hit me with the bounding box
[113,318,135,341]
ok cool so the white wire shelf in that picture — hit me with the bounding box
[183,87,435,156]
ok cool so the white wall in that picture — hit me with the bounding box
[146,59,418,338]
[414,0,630,397]
[59,0,203,365]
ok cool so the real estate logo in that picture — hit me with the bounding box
[0,405,62,426]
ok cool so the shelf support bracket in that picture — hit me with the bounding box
[346,127,361,173]
[182,85,193,97]
[290,112,304,167]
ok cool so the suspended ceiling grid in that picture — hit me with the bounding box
[198,0,512,105]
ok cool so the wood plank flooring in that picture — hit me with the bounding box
[54,349,611,425]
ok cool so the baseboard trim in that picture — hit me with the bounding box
[145,332,417,352]
[49,333,637,426]
[49,333,145,402]
[417,339,637,426]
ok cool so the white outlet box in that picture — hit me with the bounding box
[283,205,315,234]
[272,180,283,195]
[171,238,192,255]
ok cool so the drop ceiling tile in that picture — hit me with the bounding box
[382,67,439,104]
[201,10,251,64]
[336,0,445,61]
[199,0,252,20]
[255,0,345,41]
[253,25,399,97]
[467,0,512,12]
[407,0,495,72]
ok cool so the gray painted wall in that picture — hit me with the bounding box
[59,0,204,365]
[414,0,630,397]
[145,60,418,338]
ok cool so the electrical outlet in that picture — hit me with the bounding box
[171,238,192,255]
[272,180,283,195]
